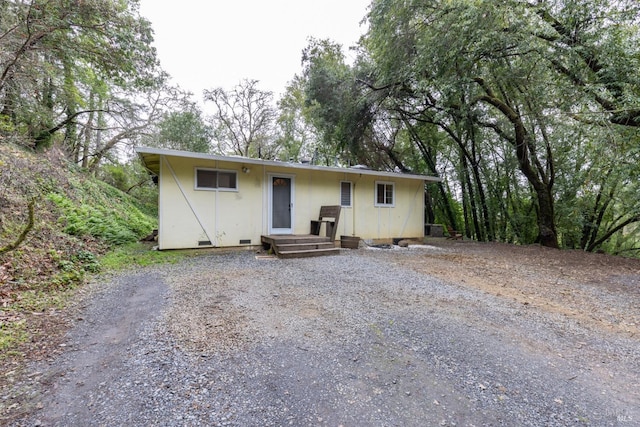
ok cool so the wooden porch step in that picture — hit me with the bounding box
[276,242,336,252]
[261,234,341,258]
[277,247,341,259]
[262,236,329,246]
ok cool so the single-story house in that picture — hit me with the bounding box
[136,146,440,250]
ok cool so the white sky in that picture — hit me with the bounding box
[138,1,371,102]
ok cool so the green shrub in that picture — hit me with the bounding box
[73,250,100,273]
[47,186,156,247]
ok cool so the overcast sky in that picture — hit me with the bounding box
[138,1,371,102]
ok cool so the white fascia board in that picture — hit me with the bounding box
[135,146,441,182]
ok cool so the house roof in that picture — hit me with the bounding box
[136,147,441,182]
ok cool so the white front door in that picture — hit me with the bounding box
[269,174,294,234]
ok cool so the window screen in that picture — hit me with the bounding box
[196,169,217,189]
[340,181,352,207]
[217,171,237,189]
[195,168,237,190]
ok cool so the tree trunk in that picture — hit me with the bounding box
[404,121,459,229]
[535,188,558,248]
[0,200,34,255]
[467,124,493,241]
[475,78,559,248]
[81,92,96,169]
[460,151,480,240]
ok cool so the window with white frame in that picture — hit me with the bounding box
[375,181,395,206]
[340,181,352,207]
[195,168,237,190]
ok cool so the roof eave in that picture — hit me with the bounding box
[135,146,441,182]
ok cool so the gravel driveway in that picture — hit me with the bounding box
[9,247,639,426]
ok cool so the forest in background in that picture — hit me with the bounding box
[1,0,639,257]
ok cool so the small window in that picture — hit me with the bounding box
[196,169,217,189]
[340,181,352,207]
[195,168,237,190]
[375,181,394,207]
[217,171,237,189]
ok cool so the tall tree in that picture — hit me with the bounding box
[362,0,640,249]
[203,79,277,158]
[301,38,378,167]
[275,75,318,162]
[154,104,212,153]
[530,0,640,128]
[0,0,159,157]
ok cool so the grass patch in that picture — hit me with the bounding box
[10,288,71,313]
[99,242,188,270]
[0,319,28,356]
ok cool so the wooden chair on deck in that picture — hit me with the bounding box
[447,225,463,240]
[310,205,341,241]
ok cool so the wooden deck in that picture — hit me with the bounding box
[261,234,341,259]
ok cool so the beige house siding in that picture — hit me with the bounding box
[158,156,265,249]
[138,148,437,250]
